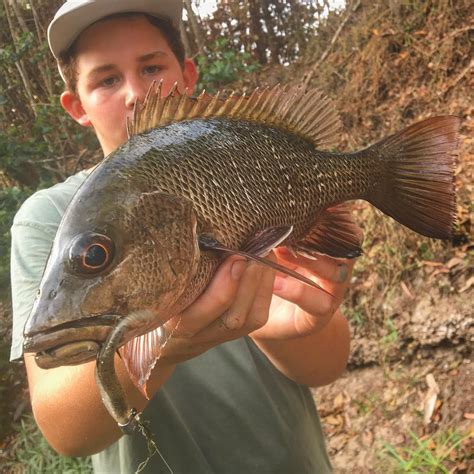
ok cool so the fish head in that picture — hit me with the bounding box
[23,183,200,369]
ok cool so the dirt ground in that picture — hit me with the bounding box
[314,352,473,472]
[314,286,473,472]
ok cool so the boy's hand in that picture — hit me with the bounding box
[154,248,353,365]
[251,248,353,340]
[154,255,275,365]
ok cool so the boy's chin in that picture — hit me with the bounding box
[102,135,128,155]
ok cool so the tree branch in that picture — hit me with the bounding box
[304,0,361,87]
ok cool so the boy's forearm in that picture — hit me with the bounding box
[25,353,175,457]
[252,310,350,387]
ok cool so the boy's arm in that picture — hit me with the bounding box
[251,309,350,387]
[24,353,175,457]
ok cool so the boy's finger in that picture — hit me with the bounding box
[219,263,265,331]
[222,264,275,332]
[196,264,274,343]
[176,256,247,336]
[275,248,353,284]
[273,271,348,320]
[244,263,276,329]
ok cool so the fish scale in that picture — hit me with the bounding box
[122,119,372,249]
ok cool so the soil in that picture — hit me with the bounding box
[314,353,473,472]
[314,304,473,472]
[314,235,473,471]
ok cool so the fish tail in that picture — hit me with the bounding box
[367,116,460,240]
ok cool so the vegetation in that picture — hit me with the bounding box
[196,38,260,93]
[3,415,92,473]
[381,429,471,473]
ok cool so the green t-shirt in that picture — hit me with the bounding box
[10,171,332,473]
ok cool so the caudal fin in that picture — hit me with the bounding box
[368,116,460,240]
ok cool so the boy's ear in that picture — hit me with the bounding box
[60,91,91,127]
[183,58,198,95]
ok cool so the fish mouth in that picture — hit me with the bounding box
[34,340,102,369]
[23,314,119,369]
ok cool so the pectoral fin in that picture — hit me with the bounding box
[199,233,333,296]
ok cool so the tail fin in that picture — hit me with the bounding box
[368,116,460,240]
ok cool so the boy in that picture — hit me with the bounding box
[10,1,354,472]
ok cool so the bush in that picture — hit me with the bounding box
[196,38,260,92]
[3,415,92,473]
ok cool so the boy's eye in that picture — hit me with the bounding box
[143,65,161,75]
[100,76,119,88]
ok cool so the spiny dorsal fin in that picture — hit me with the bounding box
[127,81,342,149]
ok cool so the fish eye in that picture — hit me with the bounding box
[84,243,108,268]
[69,232,115,275]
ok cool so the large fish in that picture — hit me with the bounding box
[23,84,459,431]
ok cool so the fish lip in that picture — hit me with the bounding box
[23,314,119,354]
[34,340,101,369]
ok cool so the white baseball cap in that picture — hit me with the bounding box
[48,0,183,59]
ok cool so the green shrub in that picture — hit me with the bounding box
[196,38,260,92]
[4,415,92,473]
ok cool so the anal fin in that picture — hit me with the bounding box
[291,204,363,259]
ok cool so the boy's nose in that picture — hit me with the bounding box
[124,81,148,109]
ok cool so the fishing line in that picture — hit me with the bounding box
[135,415,174,474]
[134,316,182,474]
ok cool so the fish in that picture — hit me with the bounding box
[22,83,460,431]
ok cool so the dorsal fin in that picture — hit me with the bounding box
[127,81,342,149]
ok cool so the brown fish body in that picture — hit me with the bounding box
[115,118,377,304]
[134,120,370,238]
[25,118,372,344]
[22,86,459,416]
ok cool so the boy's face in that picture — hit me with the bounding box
[61,15,197,155]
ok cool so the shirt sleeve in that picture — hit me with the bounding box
[10,196,60,361]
